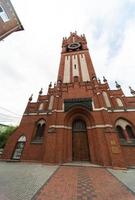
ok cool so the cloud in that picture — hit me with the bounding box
[86,0,135,94]
[0,0,135,124]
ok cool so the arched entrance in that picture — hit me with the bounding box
[72,119,90,161]
[12,136,26,160]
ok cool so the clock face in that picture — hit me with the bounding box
[68,42,81,50]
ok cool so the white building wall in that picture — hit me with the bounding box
[79,54,90,81]
[72,55,79,77]
[48,95,54,110]
[63,56,70,83]
[102,92,111,108]
[116,98,123,107]
[38,103,44,111]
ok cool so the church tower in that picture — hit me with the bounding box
[2,32,135,168]
[58,32,96,83]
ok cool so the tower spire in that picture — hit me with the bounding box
[129,86,135,96]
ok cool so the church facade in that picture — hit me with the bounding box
[2,32,135,168]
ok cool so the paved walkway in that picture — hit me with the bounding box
[0,162,58,200]
[108,168,135,193]
[0,162,135,200]
[33,166,135,200]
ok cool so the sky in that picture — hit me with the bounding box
[0,0,135,125]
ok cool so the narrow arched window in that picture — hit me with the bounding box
[12,136,26,160]
[0,6,9,22]
[126,125,135,139]
[116,126,125,139]
[34,120,45,141]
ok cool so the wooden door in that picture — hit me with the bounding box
[72,119,90,161]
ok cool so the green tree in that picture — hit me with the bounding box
[0,126,17,148]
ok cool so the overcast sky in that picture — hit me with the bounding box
[0,0,135,125]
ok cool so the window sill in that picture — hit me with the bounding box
[31,139,43,144]
[120,139,135,146]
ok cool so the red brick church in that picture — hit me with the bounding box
[3,32,135,168]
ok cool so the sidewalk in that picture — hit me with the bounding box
[0,162,58,200]
[0,162,134,200]
[108,168,135,193]
[33,166,135,200]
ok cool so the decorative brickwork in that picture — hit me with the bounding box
[2,32,135,167]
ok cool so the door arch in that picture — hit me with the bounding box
[12,136,26,160]
[72,119,90,161]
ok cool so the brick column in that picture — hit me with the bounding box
[105,131,127,168]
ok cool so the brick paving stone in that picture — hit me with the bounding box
[77,168,96,200]
[34,166,135,200]
[86,167,135,200]
[33,166,78,200]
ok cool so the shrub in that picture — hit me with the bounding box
[0,126,17,148]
